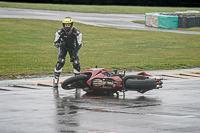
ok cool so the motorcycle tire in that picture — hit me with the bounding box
[61,75,89,90]
[125,79,157,91]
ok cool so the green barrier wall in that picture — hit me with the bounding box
[158,15,178,28]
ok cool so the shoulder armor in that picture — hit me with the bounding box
[57,28,65,35]
[73,27,81,36]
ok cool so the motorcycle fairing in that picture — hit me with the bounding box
[81,68,122,94]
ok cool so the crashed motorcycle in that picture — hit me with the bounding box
[61,68,163,96]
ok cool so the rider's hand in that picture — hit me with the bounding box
[59,42,66,48]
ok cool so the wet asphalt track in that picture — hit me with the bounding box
[1,7,200,133]
[0,69,200,133]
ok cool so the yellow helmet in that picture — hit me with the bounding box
[62,17,74,32]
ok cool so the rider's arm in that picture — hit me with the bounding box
[53,29,62,48]
[77,32,82,47]
[73,28,83,47]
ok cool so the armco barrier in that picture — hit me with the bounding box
[146,12,200,29]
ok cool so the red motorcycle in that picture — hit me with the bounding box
[61,68,163,96]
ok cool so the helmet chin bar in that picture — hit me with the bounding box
[64,27,71,32]
[63,24,73,32]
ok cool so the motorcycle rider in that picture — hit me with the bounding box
[53,17,83,88]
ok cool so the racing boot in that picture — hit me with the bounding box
[73,66,81,76]
[53,72,61,88]
[74,73,80,76]
[53,78,59,88]
[74,68,81,76]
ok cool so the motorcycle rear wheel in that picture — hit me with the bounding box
[125,79,157,91]
[61,75,89,90]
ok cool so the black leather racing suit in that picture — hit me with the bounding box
[54,27,82,77]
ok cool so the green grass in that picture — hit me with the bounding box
[0,1,200,14]
[175,27,200,31]
[132,20,146,24]
[0,18,200,77]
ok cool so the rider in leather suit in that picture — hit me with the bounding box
[53,17,82,88]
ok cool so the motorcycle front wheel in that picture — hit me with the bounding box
[61,75,89,90]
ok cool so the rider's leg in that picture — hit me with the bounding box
[73,59,81,75]
[69,50,81,75]
[53,60,64,87]
[53,47,67,88]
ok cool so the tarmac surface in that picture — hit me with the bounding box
[0,68,200,133]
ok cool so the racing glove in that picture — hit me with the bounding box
[54,42,65,48]
[59,42,66,48]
